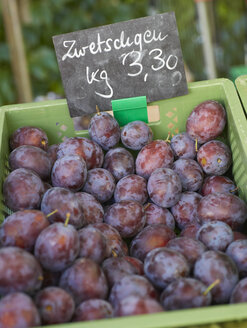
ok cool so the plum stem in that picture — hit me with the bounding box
[64,212,71,227]
[195,139,198,152]
[41,139,47,146]
[144,203,151,210]
[112,249,118,257]
[165,132,171,143]
[46,209,58,218]
[96,105,100,116]
[38,275,44,281]
[203,279,220,296]
[230,186,238,193]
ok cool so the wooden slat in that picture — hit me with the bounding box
[1,0,32,103]
[18,0,32,24]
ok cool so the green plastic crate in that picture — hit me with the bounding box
[1,78,247,328]
[230,66,247,82]
[236,75,247,117]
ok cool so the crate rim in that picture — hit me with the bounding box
[235,74,247,116]
[42,302,247,328]
[0,77,240,113]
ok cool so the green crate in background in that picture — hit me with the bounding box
[236,75,247,117]
[1,78,247,328]
[230,66,247,83]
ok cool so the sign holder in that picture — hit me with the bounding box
[111,96,148,126]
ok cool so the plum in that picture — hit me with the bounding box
[197,192,247,230]
[147,168,182,208]
[0,209,49,251]
[114,295,163,317]
[121,121,153,150]
[172,158,204,191]
[136,140,174,179]
[103,147,134,181]
[57,137,104,170]
[171,191,202,229]
[196,221,233,251]
[0,292,40,328]
[160,278,211,310]
[186,100,226,144]
[226,239,247,277]
[201,176,237,196]
[41,187,84,229]
[102,257,139,288]
[194,250,239,304]
[34,222,79,272]
[76,192,104,225]
[59,258,108,305]
[114,174,148,204]
[51,155,87,192]
[0,247,43,296]
[73,299,113,321]
[109,275,157,306]
[230,278,247,303]
[10,126,48,150]
[170,132,196,159]
[144,247,190,289]
[35,287,75,324]
[47,144,59,166]
[92,223,128,257]
[124,257,144,275]
[83,168,115,203]
[104,200,145,238]
[167,237,206,269]
[3,168,45,211]
[9,145,52,180]
[88,112,120,150]
[130,224,176,262]
[197,140,232,176]
[180,223,201,239]
[144,203,175,229]
[78,226,109,264]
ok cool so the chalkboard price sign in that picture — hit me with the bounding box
[53,12,188,117]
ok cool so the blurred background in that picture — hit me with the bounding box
[0,0,246,107]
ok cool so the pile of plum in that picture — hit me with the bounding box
[1,100,247,328]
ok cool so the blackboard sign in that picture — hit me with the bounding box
[53,12,188,117]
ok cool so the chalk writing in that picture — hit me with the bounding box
[62,30,168,60]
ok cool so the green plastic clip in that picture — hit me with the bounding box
[111,96,148,126]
